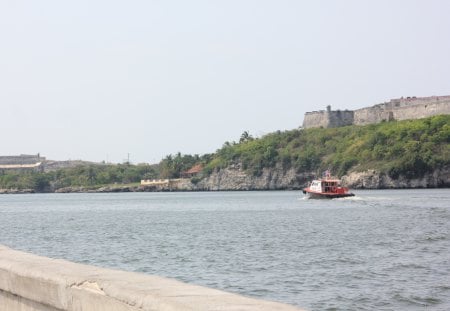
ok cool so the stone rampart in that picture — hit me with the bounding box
[328,110,354,128]
[389,95,450,109]
[303,109,354,129]
[0,245,303,311]
[392,100,450,121]
[303,95,450,128]
[353,105,392,126]
[302,110,329,129]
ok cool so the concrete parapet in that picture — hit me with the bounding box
[0,245,304,311]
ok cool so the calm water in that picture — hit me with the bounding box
[0,190,449,310]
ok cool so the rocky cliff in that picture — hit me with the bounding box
[186,164,313,191]
[5,166,449,194]
[341,168,450,189]
[172,165,450,191]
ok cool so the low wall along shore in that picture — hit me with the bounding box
[0,245,303,311]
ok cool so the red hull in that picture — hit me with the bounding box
[302,178,355,199]
[302,189,355,199]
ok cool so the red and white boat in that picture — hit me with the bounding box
[303,173,354,199]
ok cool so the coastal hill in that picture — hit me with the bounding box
[183,114,450,190]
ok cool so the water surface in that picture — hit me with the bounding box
[0,190,449,310]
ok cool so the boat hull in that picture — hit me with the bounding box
[302,177,355,199]
[303,190,355,199]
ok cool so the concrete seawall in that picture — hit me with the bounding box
[0,245,304,311]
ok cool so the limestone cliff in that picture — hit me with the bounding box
[171,165,450,191]
[190,164,313,191]
[174,165,450,191]
[341,168,450,189]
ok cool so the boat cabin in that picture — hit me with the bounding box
[308,179,345,194]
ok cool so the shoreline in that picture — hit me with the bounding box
[0,185,449,194]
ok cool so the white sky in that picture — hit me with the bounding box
[1,0,449,163]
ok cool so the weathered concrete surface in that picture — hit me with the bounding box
[0,245,304,311]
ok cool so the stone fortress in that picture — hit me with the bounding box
[302,95,450,129]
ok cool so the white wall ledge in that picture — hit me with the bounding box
[0,245,304,311]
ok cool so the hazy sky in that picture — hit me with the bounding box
[1,1,449,163]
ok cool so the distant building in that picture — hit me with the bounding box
[0,154,45,172]
[181,164,203,178]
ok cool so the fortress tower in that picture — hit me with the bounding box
[302,105,354,129]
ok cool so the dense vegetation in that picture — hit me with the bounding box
[0,115,449,192]
[0,163,158,192]
[203,115,450,178]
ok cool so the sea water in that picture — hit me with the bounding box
[0,190,449,310]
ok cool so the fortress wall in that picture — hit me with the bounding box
[304,95,450,129]
[355,99,450,125]
[327,110,354,128]
[389,95,450,109]
[392,100,450,121]
[353,106,389,126]
[0,245,303,311]
[302,111,329,128]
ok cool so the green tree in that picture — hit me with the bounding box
[239,131,254,143]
